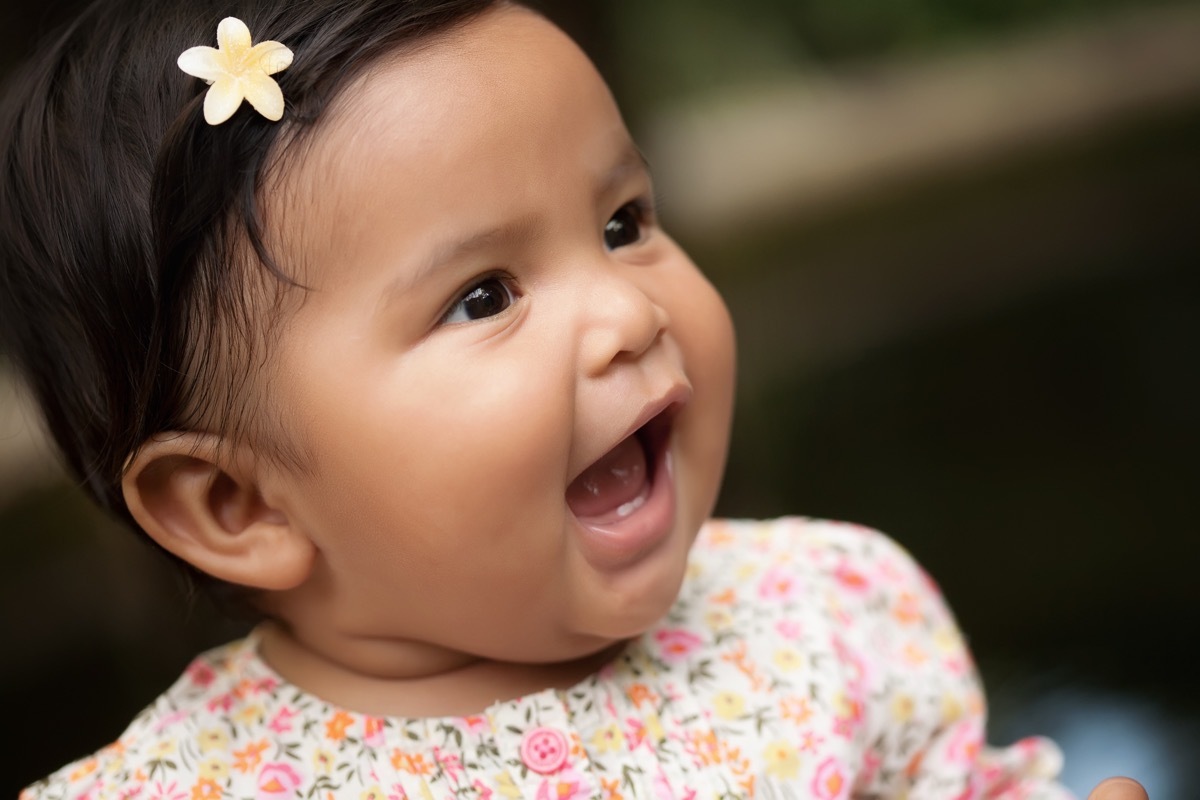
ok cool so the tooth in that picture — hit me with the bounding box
[616,494,647,518]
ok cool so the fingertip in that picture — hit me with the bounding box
[1086,776,1149,800]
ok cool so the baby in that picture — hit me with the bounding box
[0,1,1148,798]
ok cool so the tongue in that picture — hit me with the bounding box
[567,434,649,519]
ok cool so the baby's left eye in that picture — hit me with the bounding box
[604,201,647,250]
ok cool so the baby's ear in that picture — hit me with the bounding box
[122,433,315,591]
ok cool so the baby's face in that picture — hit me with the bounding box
[260,6,735,670]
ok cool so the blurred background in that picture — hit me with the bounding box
[2,0,1198,797]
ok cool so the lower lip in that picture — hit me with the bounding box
[570,436,677,572]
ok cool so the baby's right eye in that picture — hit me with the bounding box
[440,276,516,324]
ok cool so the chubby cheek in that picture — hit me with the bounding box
[281,339,575,605]
[672,266,737,521]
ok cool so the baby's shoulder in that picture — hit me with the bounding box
[20,637,265,800]
[694,515,932,584]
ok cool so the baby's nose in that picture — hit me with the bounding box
[578,271,669,376]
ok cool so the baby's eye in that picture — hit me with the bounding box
[441,276,516,324]
[604,201,648,250]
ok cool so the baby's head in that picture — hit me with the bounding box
[0,0,736,678]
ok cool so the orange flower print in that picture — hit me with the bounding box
[811,756,847,800]
[233,740,269,774]
[190,779,222,800]
[626,683,655,709]
[891,591,922,624]
[390,750,432,776]
[599,778,624,800]
[69,759,100,782]
[325,710,354,741]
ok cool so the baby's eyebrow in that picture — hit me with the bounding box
[382,213,541,302]
[598,141,652,201]
[380,140,650,305]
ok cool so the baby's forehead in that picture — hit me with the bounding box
[266,6,624,280]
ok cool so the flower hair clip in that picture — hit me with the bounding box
[177,17,293,125]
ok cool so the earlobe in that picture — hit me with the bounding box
[122,433,315,591]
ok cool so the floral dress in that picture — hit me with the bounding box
[21,517,1074,800]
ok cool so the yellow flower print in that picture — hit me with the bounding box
[934,625,963,654]
[941,693,964,724]
[198,757,230,782]
[176,17,293,125]
[197,728,229,754]
[644,712,665,744]
[890,694,915,723]
[736,563,757,581]
[686,562,703,580]
[234,703,265,725]
[763,740,801,780]
[361,786,386,800]
[590,723,625,754]
[704,608,734,632]
[772,647,803,672]
[713,691,745,720]
[495,772,522,799]
[149,740,177,759]
[312,748,336,775]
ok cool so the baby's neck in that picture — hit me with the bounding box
[255,622,626,719]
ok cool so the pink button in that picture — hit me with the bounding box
[519,726,569,774]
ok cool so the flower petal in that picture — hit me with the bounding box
[216,17,253,56]
[177,46,224,83]
[203,77,244,125]
[249,41,293,76]
[241,74,285,122]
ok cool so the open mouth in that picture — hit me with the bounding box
[566,401,682,570]
[566,409,671,522]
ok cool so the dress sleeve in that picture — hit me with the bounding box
[800,518,1077,800]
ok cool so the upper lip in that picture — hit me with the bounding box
[570,382,693,483]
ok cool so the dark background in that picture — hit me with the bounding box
[2,0,1198,798]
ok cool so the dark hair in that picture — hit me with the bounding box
[0,0,499,599]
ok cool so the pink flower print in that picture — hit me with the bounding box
[757,564,800,601]
[432,747,464,782]
[149,782,188,800]
[535,768,587,800]
[946,720,983,765]
[471,780,493,800]
[774,619,802,640]
[812,756,849,800]
[256,762,303,800]
[387,784,408,800]
[363,716,386,748]
[460,715,490,734]
[654,628,703,662]
[186,662,216,688]
[833,562,870,593]
[268,707,297,734]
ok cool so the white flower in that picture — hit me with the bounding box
[177,17,293,125]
